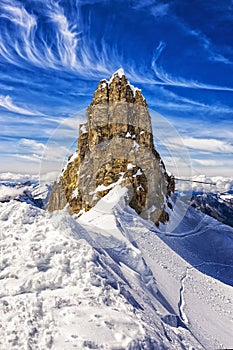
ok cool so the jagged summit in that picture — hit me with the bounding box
[109,68,125,81]
[92,68,145,109]
[108,68,141,96]
[47,71,175,225]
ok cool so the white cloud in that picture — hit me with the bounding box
[175,175,233,193]
[152,41,166,65]
[151,41,233,91]
[132,0,158,10]
[192,158,233,170]
[190,29,233,65]
[132,0,170,16]
[155,100,233,114]
[15,153,41,163]
[42,145,71,162]
[0,95,41,115]
[0,172,38,183]
[193,159,219,167]
[0,185,26,201]
[158,115,233,147]
[151,65,233,91]
[18,138,71,163]
[0,1,36,39]
[160,135,233,154]
[47,2,78,68]
[0,0,79,71]
[150,3,169,17]
[19,139,46,154]
[181,137,233,153]
[153,87,233,114]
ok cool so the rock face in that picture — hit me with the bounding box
[47,69,175,225]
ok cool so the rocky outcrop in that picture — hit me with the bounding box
[47,69,175,225]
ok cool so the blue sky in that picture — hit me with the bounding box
[0,0,232,177]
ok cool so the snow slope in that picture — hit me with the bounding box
[0,185,233,349]
[115,203,233,349]
[79,187,233,349]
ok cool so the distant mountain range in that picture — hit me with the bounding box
[189,192,233,228]
[1,176,233,232]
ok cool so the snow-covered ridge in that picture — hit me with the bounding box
[220,193,233,201]
[0,177,233,349]
[0,194,203,350]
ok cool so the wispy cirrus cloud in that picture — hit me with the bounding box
[151,42,233,91]
[189,29,233,65]
[173,136,233,154]
[193,159,220,167]
[15,153,42,162]
[152,87,233,114]
[0,0,79,70]
[17,138,71,164]
[152,41,166,63]
[16,138,46,163]
[154,68,233,91]
[152,54,233,92]
[19,138,46,154]
[0,0,36,32]
[150,3,169,17]
[155,101,233,114]
[0,95,43,115]
[0,0,121,80]
[132,0,170,17]
[169,11,233,65]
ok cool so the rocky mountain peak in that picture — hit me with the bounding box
[47,70,175,225]
[93,68,146,106]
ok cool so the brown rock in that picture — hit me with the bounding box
[47,69,175,225]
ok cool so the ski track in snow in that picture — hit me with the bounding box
[178,268,190,325]
[178,260,233,329]
[114,201,233,350]
[0,200,204,350]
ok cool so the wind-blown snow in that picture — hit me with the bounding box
[0,184,232,349]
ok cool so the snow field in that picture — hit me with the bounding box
[1,184,232,349]
[0,198,203,349]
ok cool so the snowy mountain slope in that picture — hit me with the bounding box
[78,187,233,349]
[113,204,233,349]
[158,199,233,286]
[189,192,233,228]
[0,196,202,350]
[30,182,52,207]
[0,185,232,349]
